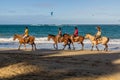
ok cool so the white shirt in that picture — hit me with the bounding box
[96,31,101,36]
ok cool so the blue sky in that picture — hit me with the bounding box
[0,0,120,24]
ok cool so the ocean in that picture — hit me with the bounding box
[0,24,120,50]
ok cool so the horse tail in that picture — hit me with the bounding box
[107,37,109,43]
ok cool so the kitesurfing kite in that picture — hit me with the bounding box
[51,12,53,16]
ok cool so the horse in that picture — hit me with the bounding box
[48,34,71,50]
[61,34,84,50]
[13,34,36,50]
[85,34,109,51]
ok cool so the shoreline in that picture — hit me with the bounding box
[0,42,120,51]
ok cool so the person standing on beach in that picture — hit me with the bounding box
[57,27,62,42]
[94,26,101,40]
[23,27,29,42]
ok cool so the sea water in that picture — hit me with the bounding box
[0,24,120,50]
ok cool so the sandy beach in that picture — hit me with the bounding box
[0,49,120,80]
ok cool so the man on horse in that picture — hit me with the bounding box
[95,26,101,41]
[23,27,29,42]
[57,27,62,42]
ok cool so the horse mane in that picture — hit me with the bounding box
[48,34,56,37]
[14,34,19,37]
[14,34,23,38]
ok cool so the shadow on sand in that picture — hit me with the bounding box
[0,49,120,80]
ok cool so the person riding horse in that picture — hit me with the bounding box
[57,27,62,42]
[71,27,79,42]
[94,26,101,41]
[23,27,29,42]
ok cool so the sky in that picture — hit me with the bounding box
[0,0,120,24]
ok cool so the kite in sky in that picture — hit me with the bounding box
[51,12,53,16]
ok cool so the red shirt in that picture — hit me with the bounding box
[74,29,78,37]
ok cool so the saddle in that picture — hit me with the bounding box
[73,36,79,42]
[95,38,102,44]
[24,36,30,43]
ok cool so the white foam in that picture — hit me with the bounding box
[0,37,53,43]
[0,38,18,42]
[108,39,120,44]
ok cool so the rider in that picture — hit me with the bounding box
[71,27,79,41]
[23,27,29,42]
[57,27,62,42]
[94,26,101,40]
[73,27,78,37]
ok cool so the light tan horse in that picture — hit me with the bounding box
[13,34,36,50]
[61,34,84,50]
[48,34,71,50]
[85,34,109,51]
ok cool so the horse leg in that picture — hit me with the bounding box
[66,42,71,50]
[18,44,21,50]
[104,44,108,51]
[34,43,37,50]
[106,44,108,51]
[31,44,33,50]
[63,44,66,50]
[53,44,56,49]
[71,42,75,50]
[68,43,71,50]
[56,43,58,50]
[80,42,84,50]
[96,45,99,51]
[31,42,36,51]
[91,44,94,51]
[24,44,26,50]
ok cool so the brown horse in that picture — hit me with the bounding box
[85,34,109,51]
[13,34,36,50]
[48,34,71,50]
[61,34,84,50]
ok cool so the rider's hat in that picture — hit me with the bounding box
[96,26,101,30]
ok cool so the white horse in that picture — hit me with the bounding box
[85,34,109,51]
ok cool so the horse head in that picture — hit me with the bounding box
[47,34,51,41]
[13,34,17,40]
